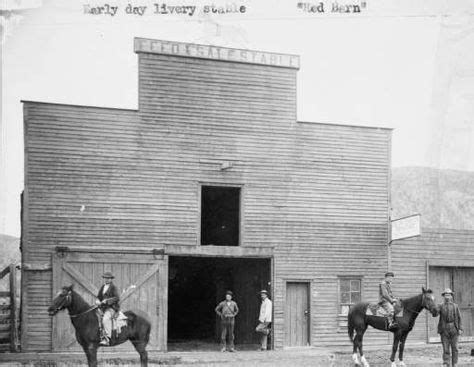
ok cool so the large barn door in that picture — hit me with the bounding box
[52,250,166,351]
[428,266,474,342]
[428,267,451,342]
[453,268,474,341]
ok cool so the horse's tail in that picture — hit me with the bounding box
[347,302,369,342]
[145,318,151,344]
[347,306,355,342]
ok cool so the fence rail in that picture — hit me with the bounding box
[0,263,19,352]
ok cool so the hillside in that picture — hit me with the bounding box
[0,234,20,269]
[391,167,474,230]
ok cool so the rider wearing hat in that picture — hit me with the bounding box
[96,272,120,345]
[215,290,239,352]
[434,288,462,367]
[379,272,397,328]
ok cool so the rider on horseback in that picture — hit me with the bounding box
[380,271,398,329]
[96,272,120,346]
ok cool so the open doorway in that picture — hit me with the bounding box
[167,256,271,351]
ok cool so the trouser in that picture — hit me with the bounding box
[220,317,235,349]
[256,322,271,350]
[381,301,395,323]
[441,329,459,366]
[102,308,115,338]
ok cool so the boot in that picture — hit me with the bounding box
[99,327,109,346]
[388,315,398,329]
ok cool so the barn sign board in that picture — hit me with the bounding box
[391,214,421,241]
[134,37,301,69]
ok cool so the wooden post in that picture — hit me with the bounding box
[9,264,18,352]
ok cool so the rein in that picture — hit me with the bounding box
[70,305,99,318]
[400,294,427,316]
[58,293,99,318]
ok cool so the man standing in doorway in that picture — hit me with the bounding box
[256,290,272,351]
[215,290,239,352]
[379,272,397,329]
[435,288,463,367]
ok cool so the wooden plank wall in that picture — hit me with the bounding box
[391,228,474,344]
[22,105,140,351]
[23,50,390,350]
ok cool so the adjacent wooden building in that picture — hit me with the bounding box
[21,38,392,352]
[391,167,474,344]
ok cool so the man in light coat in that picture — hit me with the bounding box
[256,290,272,351]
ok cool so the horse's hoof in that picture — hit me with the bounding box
[360,355,370,367]
[390,362,397,367]
[352,353,360,365]
[398,361,406,367]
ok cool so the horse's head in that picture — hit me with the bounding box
[48,285,74,316]
[421,286,437,316]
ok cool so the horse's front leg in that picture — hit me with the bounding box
[390,333,400,366]
[397,332,408,366]
[83,343,98,367]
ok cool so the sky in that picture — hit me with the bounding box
[1,0,474,237]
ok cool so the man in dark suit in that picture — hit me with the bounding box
[96,271,120,345]
[434,288,463,367]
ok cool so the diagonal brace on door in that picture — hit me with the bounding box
[62,263,100,296]
[120,263,160,304]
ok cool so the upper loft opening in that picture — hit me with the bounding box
[201,185,240,246]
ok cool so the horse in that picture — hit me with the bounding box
[348,286,437,367]
[48,285,151,367]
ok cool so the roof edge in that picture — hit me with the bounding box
[21,100,138,112]
[297,120,393,131]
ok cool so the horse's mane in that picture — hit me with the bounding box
[399,289,432,309]
[70,289,93,312]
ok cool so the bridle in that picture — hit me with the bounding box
[403,292,433,315]
[51,291,98,318]
[50,291,72,315]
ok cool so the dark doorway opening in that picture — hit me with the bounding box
[167,256,271,351]
[201,186,240,246]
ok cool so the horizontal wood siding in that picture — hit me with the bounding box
[23,49,390,350]
[391,228,474,344]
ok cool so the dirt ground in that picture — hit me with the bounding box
[1,343,473,366]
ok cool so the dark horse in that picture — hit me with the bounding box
[348,287,437,367]
[48,285,151,367]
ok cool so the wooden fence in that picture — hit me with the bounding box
[0,264,19,352]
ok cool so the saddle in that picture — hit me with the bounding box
[366,301,403,318]
[97,310,128,337]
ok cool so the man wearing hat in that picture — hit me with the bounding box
[96,272,120,346]
[434,288,462,367]
[256,290,272,351]
[379,272,398,328]
[215,290,239,352]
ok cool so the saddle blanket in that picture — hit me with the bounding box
[112,311,128,334]
[366,303,403,318]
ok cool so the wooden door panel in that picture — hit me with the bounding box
[285,282,309,347]
[453,268,474,339]
[52,252,163,351]
[428,267,452,342]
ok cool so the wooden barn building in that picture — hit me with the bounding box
[20,38,392,352]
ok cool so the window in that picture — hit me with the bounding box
[339,277,361,316]
[201,185,240,246]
